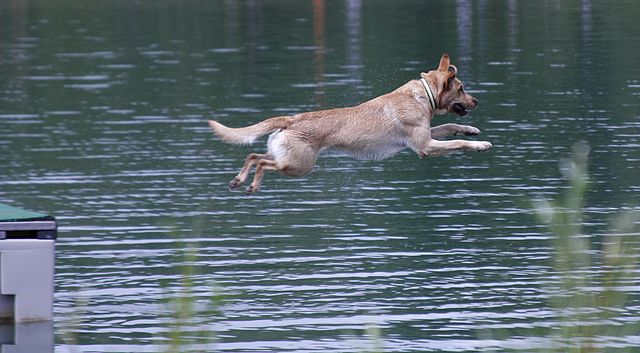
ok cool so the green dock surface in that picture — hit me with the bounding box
[0,203,54,222]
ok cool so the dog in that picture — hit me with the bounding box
[209,54,492,194]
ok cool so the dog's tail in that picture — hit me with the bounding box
[208,116,292,145]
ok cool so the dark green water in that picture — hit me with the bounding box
[1,0,639,352]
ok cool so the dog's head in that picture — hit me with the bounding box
[420,54,478,117]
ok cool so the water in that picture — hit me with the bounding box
[1,0,639,352]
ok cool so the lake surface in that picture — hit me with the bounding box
[1,0,639,352]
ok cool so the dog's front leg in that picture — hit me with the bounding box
[409,127,491,158]
[431,123,481,139]
[420,139,492,157]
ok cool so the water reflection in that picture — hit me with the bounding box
[456,0,473,67]
[506,0,518,55]
[345,0,363,82]
[313,0,326,101]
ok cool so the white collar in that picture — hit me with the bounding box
[420,78,437,111]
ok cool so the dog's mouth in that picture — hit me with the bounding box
[452,103,470,117]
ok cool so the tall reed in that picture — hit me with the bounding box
[528,142,639,352]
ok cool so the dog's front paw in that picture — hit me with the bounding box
[462,125,481,136]
[474,141,493,152]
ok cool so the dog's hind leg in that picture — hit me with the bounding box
[229,153,273,189]
[245,159,278,194]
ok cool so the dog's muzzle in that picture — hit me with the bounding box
[452,103,469,116]
[453,97,478,117]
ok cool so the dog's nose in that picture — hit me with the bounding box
[472,97,479,108]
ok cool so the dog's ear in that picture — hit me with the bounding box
[438,54,450,72]
[445,65,457,89]
[442,66,457,90]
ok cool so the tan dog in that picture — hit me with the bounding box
[209,54,492,194]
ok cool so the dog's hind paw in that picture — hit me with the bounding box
[245,185,258,195]
[229,178,243,189]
